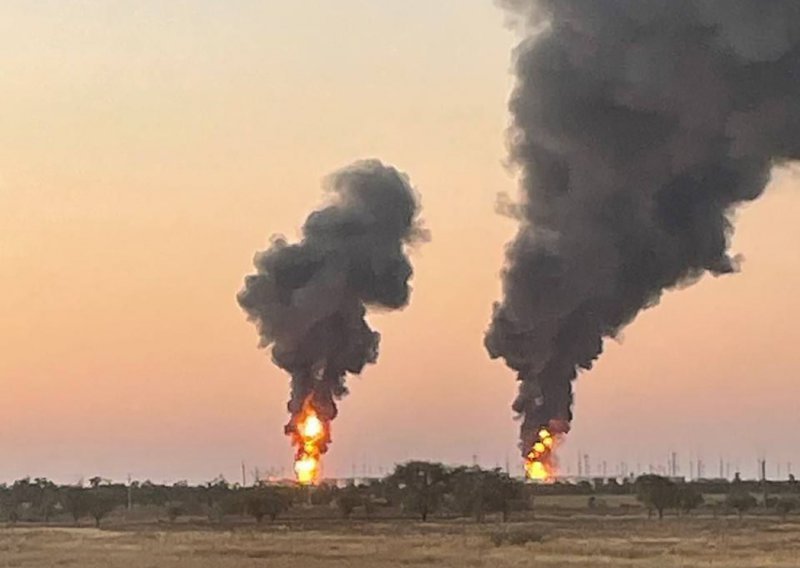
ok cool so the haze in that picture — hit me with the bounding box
[1,0,798,484]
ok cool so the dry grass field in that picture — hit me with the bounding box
[3,514,800,568]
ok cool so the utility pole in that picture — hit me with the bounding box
[127,474,133,512]
[241,462,247,487]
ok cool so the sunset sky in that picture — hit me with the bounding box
[1,1,799,484]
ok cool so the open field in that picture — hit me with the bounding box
[3,515,800,568]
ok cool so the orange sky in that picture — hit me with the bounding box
[1,1,798,483]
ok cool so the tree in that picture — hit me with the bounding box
[60,487,88,524]
[86,487,119,528]
[0,484,9,522]
[336,485,363,520]
[135,480,169,507]
[32,478,59,522]
[726,491,757,519]
[5,477,38,523]
[202,477,230,509]
[0,483,20,524]
[485,470,526,522]
[676,484,704,515]
[776,497,798,520]
[244,487,290,523]
[199,477,231,522]
[387,462,449,521]
[635,475,678,519]
[450,467,482,520]
[309,482,337,506]
[451,467,524,523]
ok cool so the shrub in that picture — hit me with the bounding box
[776,497,799,520]
[245,488,290,523]
[336,487,363,519]
[635,475,678,519]
[726,491,757,519]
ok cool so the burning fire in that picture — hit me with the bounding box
[524,428,557,482]
[290,398,328,485]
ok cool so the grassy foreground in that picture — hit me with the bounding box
[2,515,800,568]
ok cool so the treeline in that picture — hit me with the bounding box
[0,475,293,527]
[2,464,798,527]
[533,473,799,496]
[0,463,528,526]
[634,474,800,520]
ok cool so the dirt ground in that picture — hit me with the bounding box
[2,515,800,568]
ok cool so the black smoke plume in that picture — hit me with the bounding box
[238,160,427,450]
[486,0,800,455]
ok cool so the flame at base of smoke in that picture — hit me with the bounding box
[289,397,329,485]
[524,428,557,482]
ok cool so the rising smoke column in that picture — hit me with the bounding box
[238,160,427,478]
[486,0,800,459]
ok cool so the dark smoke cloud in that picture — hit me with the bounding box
[238,160,427,447]
[487,0,800,454]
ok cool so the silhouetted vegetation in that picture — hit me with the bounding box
[635,475,677,519]
[386,461,449,521]
[244,486,292,523]
[676,484,705,515]
[727,490,758,519]
[776,497,799,520]
[1,465,798,527]
[450,467,527,522]
[336,484,364,519]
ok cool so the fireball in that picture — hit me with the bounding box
[290,398,328,485]
[525,459,549,481]
[300,413,324,439]
[524,427,558,482]
[294,455,319,485]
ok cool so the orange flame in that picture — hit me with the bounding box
[290,398,328,485]
[524,428,557,482]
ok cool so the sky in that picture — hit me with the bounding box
[1,0,798,484]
